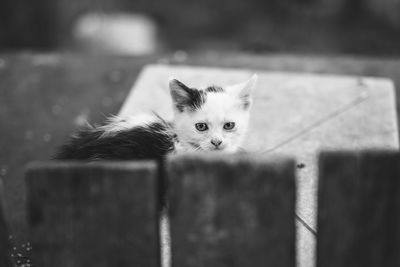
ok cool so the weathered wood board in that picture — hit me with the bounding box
[26,161,159,267]
[318,151,400,267]
[119,64,399,266]
[166,154,296,267]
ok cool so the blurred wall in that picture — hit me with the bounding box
[0,0,57,50]
[0,0,399,53]
[365,0,400,27]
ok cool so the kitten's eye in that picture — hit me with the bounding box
[223,122,235,130]
[195,123,208,132]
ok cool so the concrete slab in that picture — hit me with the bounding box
[119,64,399,267]
[297,220,316,267]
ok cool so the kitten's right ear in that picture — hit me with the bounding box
[169,78,192,112]
[229,74,258,110]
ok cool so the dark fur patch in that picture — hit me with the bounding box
[54,122,175,160]
[172,79,207,112]
[187,88,206,111]
[205,86,224,93]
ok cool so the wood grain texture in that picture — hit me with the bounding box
[26,161,159,267]
[317,151,400,267]
[167,153,296,267]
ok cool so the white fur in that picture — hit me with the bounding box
[97,75,257,154]
[171,74,257,153]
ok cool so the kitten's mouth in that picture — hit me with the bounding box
[187,142,224,152]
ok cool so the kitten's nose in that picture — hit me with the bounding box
[211,139,222,147]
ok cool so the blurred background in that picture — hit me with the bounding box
[1,0,400,55]
[2,1,400,261]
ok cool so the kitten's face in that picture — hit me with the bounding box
[169,75,257,153]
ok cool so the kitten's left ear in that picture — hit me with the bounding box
[230,74,258,109]
[169,77,194,112]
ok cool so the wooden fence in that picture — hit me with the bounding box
[1,151,399,267]
[317,151,400,267]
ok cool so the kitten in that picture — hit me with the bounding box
[54,75,257,160]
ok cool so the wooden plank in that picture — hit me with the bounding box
[167,154,296,267]
[317,151,400,267]
[0,198,12,267]
[26,161,159,267]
